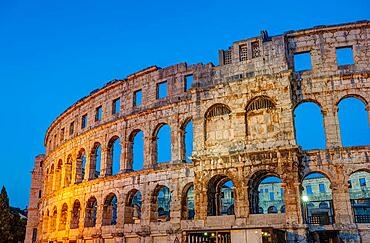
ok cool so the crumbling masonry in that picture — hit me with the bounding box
[25,21,370,243]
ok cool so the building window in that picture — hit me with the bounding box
[280,187,284,197]
[259,189,263,193]
[360,178,366,187]
[95,106,102,122]
[239,44,248,61]
[69,121,74,135]
[81,114,88,129]
[156,81,168,99]
[134,90,142,107]
[319,184,326,192]
[306,185,313,195]
[38,190,42,198]
[269,192,275,201]
[251,41,260,58]
[112,98,120,115]
[60,128,65,142]
[32,228,37,243]
[264,188,268,193]
[336,46,354,66]
[224,49,232,65]
[185,75,193,91]
[294,52,312,71]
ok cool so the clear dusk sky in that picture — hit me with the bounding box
[0,0,369,208]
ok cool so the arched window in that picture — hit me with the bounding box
[76,149,86,184]
[50,206,57,232]
[107,136,121,176]
[102,193,117,226]
[48,164,55,193]
[89,142,101,180]
[181,184,195,220]
[64,155,72,187]
[349,171,370,223]
[205,104,232,144]
[249,174,285,215]
[294,102,326,149]
[154,124,172,163]
[54,160,62,191]
[338,97,370,146]
[124,189,142,224]
[151,186,171,222]
[182,119,193,162]
[129,130,144,171]
[70,200,81,229]
[301,172,333,225]
[84,197,98,227]
[207,175,235,216]
[59,203,68,230]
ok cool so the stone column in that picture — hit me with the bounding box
[95,204,104,228]
[172,126,182,163]
[233,110,246,140]
[100,147,109,177]
[83,153,91,181]
[331,182,353,225]
[283,181,304,225]
[145,135,155,169]
[194,175,207,220]
[323,108,342,148]
[141,184,151,224]
[120,140,127,173]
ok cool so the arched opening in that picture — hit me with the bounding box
[124,189,142,224]
[349,170,370,223]
[76,149,86,184]
[50,206,57,232]
[43,210,49,234]
[301,172,333,225]
[246,96,277,140]
[107,136,121,176]
[70,200,80,229]
[181,183,195,220]
[89,142,102,180]
[48,164,55,193]
[249,173,285,215]
[338,97,370,146]
[129,130,144,171]
[54,160,62,191]
[154,124,172,163]
[151,186,171,222]
[102,193,117,226]
[84,196,98,227]
[59,203,68,231]
[294,102,326,150]
[205,104,232,144]
[64,155,72,187]
[207,175,235,216]
[182,119,193,162]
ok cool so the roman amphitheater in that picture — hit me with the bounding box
[26,21,370,243]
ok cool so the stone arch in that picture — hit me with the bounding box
[75,148,86,184]
[70,199,81,229]
[59,203,68,231]
[181,182,195,220]
[152,123,172,163]
[102,193,117,226]
[107,135,121,176]
[89,142,102,180]
[43,209,49,234]
[54,159,63,191]
[204,103,233,144]
[50,206,57,232]
[84,196,98,227]
[336,94,368,106]
[124,189,142,224]
[293,100,326,150]
[128,129,144,171]
[48,164,55,193]
[207,175,236,216]
[248,170,284,214]
[150,185,171,222]
[180,118,193,162]
[64,154,73,187]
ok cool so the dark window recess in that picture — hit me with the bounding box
[319,184,326,192]
[60,128,65,142]
[134,90,142,106]
[360,178,367,187]
[224,49,232,65]
[32,228,37,242]
[38,190,42,198]
[95,106,102,121]
[336,47,354,66]
[156,81,168,99]
[185,75,193,91]
[112,98,120,115]
[251,41,260,58]
[239,44,248,61]
[294,52,312,71]
[81,114,88,129]
[306,185,313,195]
[69,121,74,135]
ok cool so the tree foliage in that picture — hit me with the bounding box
[0,186,26,243]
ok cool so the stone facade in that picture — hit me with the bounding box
[25,20,370,243]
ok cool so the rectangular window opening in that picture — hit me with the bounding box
[95,106,102,122]
[81,114,88,129]
[306,185,313,195]
[319,184,326,192]
[294,52,312,72]
[134,90,142,107]
[360,178,366,187]
[60,128,65,143]
[270,192,275,201]
[112,98,120,115]
[336,46,354,66]
[69,121,74,135]
[185,75,193,91]
[251,41,260,58]
[239,44,248,61]
[157,81,168,99]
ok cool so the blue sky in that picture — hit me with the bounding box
[0,0,369,208]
